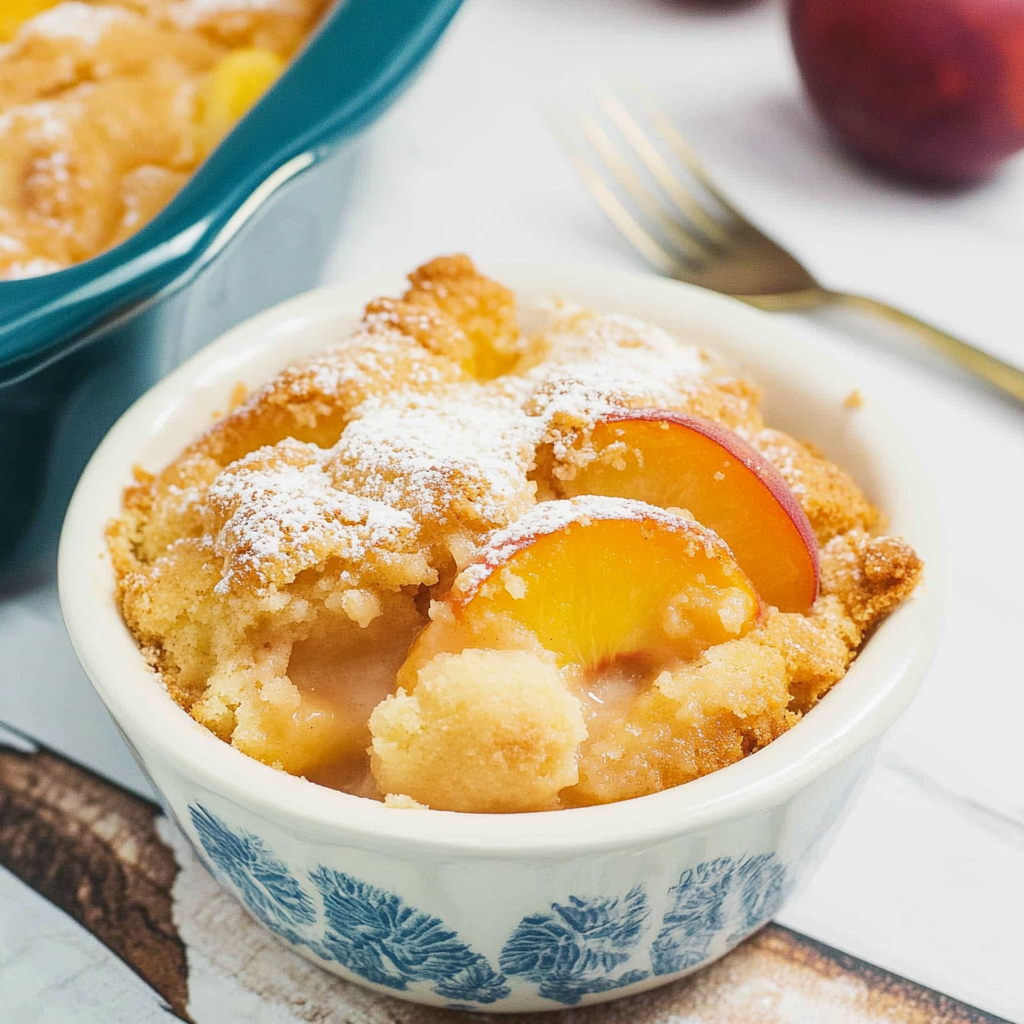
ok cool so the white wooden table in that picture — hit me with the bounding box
[2,1,1022,1020]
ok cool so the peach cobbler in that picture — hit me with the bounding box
[0,0,327,280]
[108,256,923,813]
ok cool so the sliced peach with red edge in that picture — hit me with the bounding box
[402,496,762,682]
[556,411,819,613]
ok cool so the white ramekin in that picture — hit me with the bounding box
[58,266,944,1012]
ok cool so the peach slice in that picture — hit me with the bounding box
[556,412,819,613]
[406,497,762,678]
[199,48,286,153]
[0,0,59,41]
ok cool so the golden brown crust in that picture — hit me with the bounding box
[404,254,522,377]
[757,598,858,713]
[363,296,474,370]
[192,327,466,467]
[750,428,878,544]
[820,529,924,635]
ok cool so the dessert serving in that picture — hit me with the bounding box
[108,256,922,814]
[0,0,327,280]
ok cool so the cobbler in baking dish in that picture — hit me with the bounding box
[108,256,922,812]
[0,0,326,279]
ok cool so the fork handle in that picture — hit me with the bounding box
[829,291,1024,403]
[746,289,1024,402]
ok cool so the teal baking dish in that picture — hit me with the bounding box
[0,0,462,590]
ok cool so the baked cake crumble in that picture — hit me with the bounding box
[108,255,922,812]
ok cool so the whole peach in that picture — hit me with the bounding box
[789,0,1024,183]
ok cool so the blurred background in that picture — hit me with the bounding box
[328,0,1024,364]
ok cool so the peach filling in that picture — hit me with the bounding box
[367,498,762,811]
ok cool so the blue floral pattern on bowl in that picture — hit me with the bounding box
[189,804,315,940]
[498,885,651,1004]
[306,866,509,1002]
[651,853,787,975]
[188,804,786,1008]
[189,805,509,1004]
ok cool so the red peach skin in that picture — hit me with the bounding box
[559,411,819,613]
[789,0,1024,183]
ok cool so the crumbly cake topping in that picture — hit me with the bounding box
[330,386,540,533]
[526,309,713,435]
[108,256,923,812]
[207,439,417,594]
[745,427,877,544]
[819,529,922,633]
[165,327,755,597]
[530,306,712,376]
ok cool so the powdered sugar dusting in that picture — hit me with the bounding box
[159,303,741,595]
[110,263,923,814]
[0,98,76,148]
[208,440,416,593]
[22,2,129,46]
[171,0,308,28]
[230,325,457,420]
[331,386,543,529]
[538,307,711,378]
[743,427,809,497]
[525,306,722,453]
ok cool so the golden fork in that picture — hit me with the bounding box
[557,87,1024,403]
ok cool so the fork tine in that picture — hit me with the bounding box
[574,110,714,263]
[635,89,760,233]
[550,115,683,275]
[592,85,731,245]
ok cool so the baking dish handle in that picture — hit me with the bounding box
[0,0,463,383]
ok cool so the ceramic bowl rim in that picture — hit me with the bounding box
[58,263,945,856]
